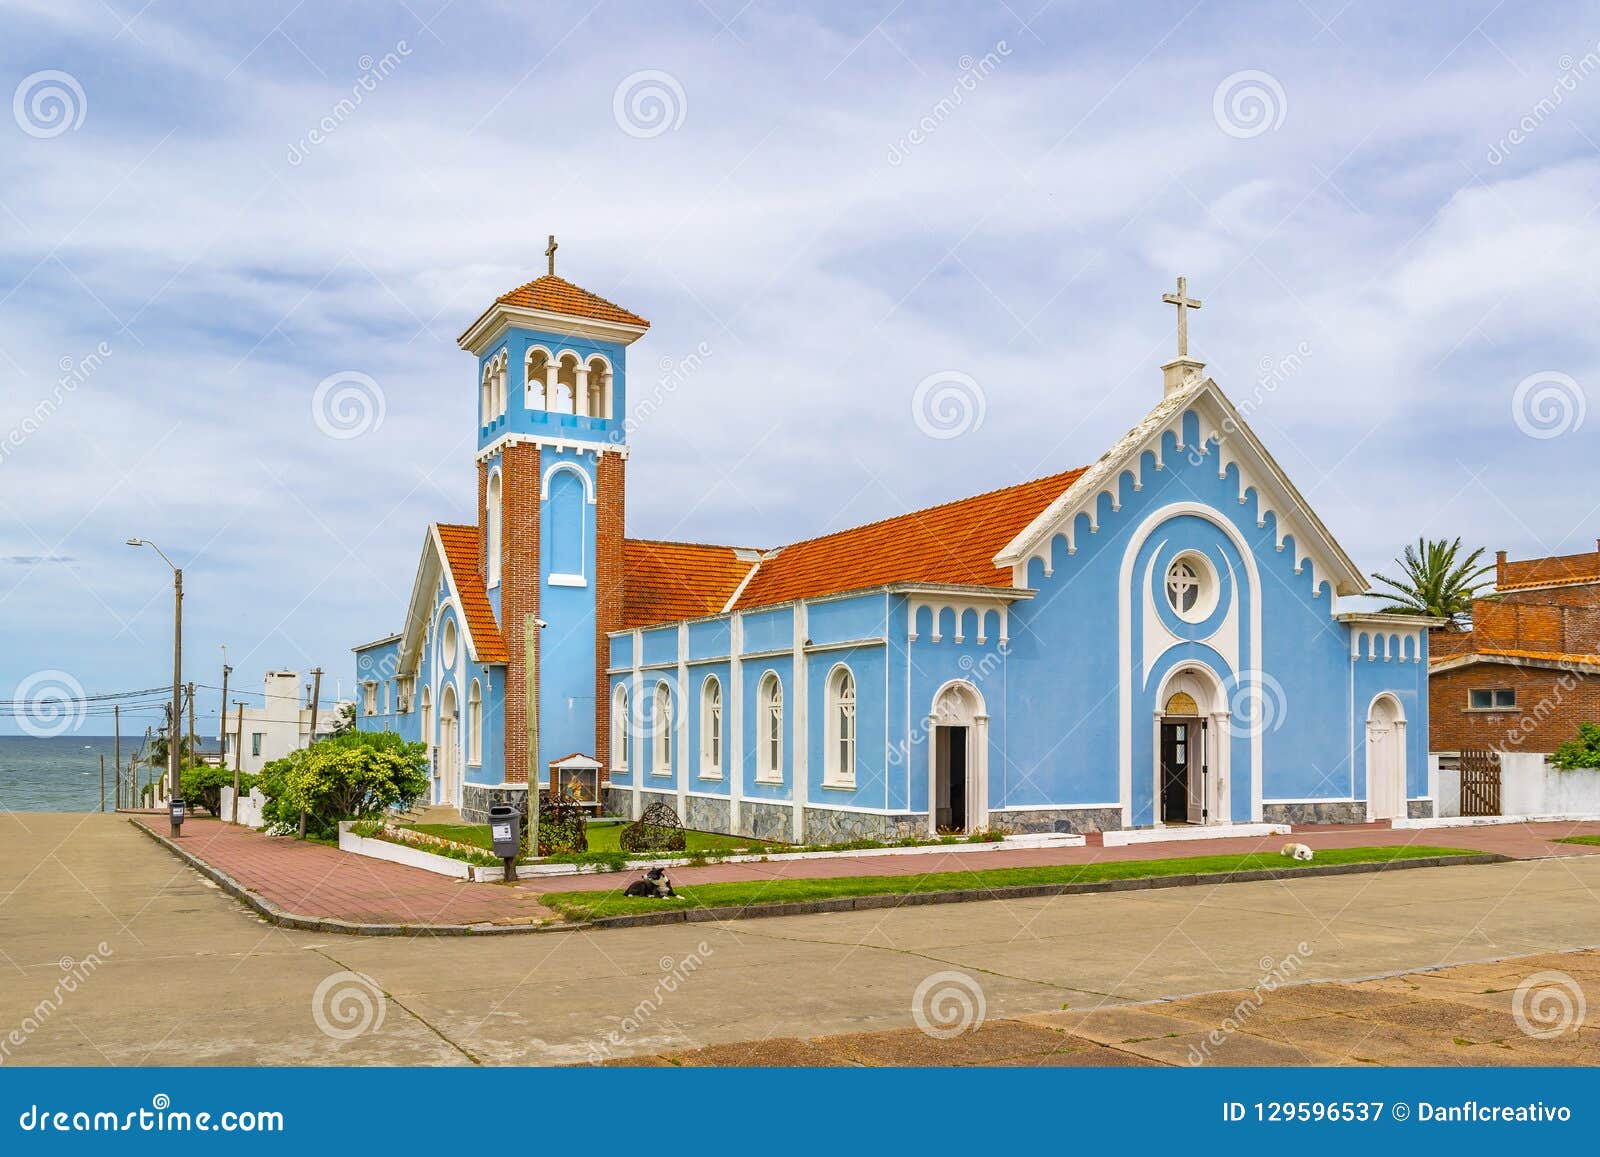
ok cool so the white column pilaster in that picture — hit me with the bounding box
[791,603,808,842]
[730,613,744,837]
[677,622,689,822]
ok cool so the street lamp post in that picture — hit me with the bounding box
[127,537,183,836]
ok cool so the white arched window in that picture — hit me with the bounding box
[757,673,783,783]
[825,665,856,787]
[652,682,672,776]
[467,679,482,766]
[611,684,630,772]
[700,676,722,779]
[480,363,493,425]
[586,355,611,418]
[486,469,503,588]
[441,618,458,668]
[526,348,550,410]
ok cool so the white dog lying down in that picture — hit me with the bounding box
[1280,842,1315,861]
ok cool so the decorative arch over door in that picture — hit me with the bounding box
[927,679,988,836]
[1151,663,1230,827]
[1365,693,1406,821]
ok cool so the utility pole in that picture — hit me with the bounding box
[186,681,196,773]
[113,704,121,809]
[306,668,323,747]
[171,564,183,831]
[525,615,541,853]
[297,668,323,840]
[218,656,231,765]
[99,753,105,812]
[231,700,244,823]
[125,538,183,834]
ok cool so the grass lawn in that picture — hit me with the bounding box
[402,821,770,856]
[542,845,1480,922]
[1553,835,1600,847]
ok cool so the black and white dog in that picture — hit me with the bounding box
[623,865,682,899]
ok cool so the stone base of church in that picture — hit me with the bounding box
[1262,800,1367,825]
[1262,799,1436,824]
[989,806,1124,835]
[801,807,924,844]
[461,781,529,825]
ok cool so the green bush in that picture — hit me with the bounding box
[258,730,429,839]
[1551,723,1600,770]
[180,763,257,817]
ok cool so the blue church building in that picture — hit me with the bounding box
[352,259,1437,840]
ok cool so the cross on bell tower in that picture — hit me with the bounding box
[1159,275,1206,396]
[545,234,559,277]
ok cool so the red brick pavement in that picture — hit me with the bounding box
[146,817,1600,927]
[153,818,553,926]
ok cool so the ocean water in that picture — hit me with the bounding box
[0,736,144,811]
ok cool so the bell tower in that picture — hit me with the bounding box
[457,245,649,787]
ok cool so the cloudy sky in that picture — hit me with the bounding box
[2,0,1597,736]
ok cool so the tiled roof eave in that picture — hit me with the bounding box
[611,580,1036,637]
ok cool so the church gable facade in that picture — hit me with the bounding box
[353,260,1437,839]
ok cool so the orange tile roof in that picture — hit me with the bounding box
[731,468,1086,612]
[493,274,649,329]
[621,540,756,630]
[436,524,509,663]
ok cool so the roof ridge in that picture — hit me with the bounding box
[625,536,764,552]
[496,273,646,325]
[764,467,1086,556]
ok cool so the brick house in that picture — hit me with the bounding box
[1428,545,1600,753]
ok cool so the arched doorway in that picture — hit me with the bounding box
[1366,694,1406,821]
[928,680,987,835]
[439,683,460,809]
[1154,666,1225,826]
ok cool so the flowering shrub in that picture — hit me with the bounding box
[258,730,429,838]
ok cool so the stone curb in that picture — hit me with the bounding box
[131,818,1506,937]
[129,819,588,938]
[577,853,1512,929]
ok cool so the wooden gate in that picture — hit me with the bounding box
[1459,749,1502,817]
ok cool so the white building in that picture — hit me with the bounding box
[219,670,350,775]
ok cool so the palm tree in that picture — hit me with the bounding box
[1370,537,1495,628]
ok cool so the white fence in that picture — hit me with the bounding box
[218,785,267,828]
[1432,752,1600,819]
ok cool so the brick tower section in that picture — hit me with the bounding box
[594,451,626,773]
[476,460,488,577]
[500,442,541,784]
